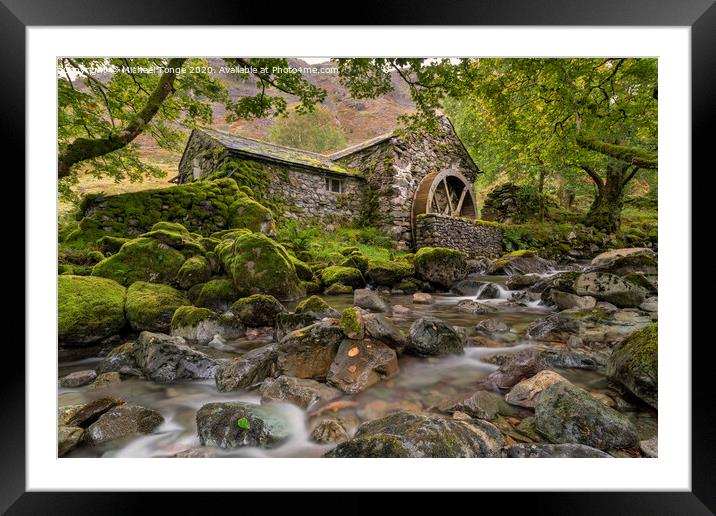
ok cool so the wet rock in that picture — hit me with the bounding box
[276,321,344,380]
[260,375,341,409]
[134,331,222,383]
[540,348,604,370]
[414,247,468,290]
[488,250,553,276]
[456,299,498,315]
[59,369,97,388]
[58,426,84,456]
[451,279,483,296]
[171,306,245,345]
[475,319,510,333]
[85,404,164,445]
[606,323,657,408]
[534,382,639,450]
[354,288,392,313]
[624,272,658,294]
[477,348,550,391]
[639,297,658,312]
[572,272,646,308]
[412,292,433,304]
[407,317,465,357]
[168,447,218,458]
[196,401,290,448]
[363,313,408,352]
[215,345,278,391]
[230,294,287,327]
[392,305,413,316]
[505,370,570,408]
[324,411,505,458]
[476,282,502,299]
[365,259,414,286]
[208,334,233,352]
[506,273,543,290]
[310,418,349,444]
[89,371,122,390]
[327,340,399,394]
[527,307,651,344]
[437,390,505,420]
[63,397,124,428]
[274,312,319,342]
[591,248,657,276]
[640,436,658,457]
[466,257,492,275]
[507,443,611,458]
[550,291,597,310]
[97,342,142,376]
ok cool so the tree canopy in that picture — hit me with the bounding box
[268,107,346,153]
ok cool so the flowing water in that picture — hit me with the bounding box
[59,270,651,458]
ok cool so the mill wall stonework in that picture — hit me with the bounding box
[415,214,504,258]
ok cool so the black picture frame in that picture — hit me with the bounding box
[5,0,710,513]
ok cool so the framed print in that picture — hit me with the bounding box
[5,0,713,512]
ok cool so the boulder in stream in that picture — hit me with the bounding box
[230,294,287,327]
[215,344,278,392]
[327,339,399,394]
[354,288,392,313]
[84,404,164,445]
[260,375,342,409]
[407,317,465,357]
[606,323,658,408]
[196,401,290,449]
[414,247,468,290]
[507,443,611,458]
[276,320,344,380]
[134,331,222,383]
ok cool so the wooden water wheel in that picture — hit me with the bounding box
[411,170,478,236]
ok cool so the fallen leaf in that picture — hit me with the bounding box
[348,347,360,357]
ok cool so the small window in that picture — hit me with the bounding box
[325,177,343,193]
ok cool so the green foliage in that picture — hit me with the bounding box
[268,106,347,153]
[237,417,251,430]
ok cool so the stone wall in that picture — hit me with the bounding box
[415,214,504,258]
[336,117,479,250]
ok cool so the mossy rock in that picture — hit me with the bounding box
[97,235,130,254]
[366,259,414,286]
[289,256,314,281]
[340,254,369,274]
[230,294,287,327]
[210,228,252,241]
[125,281,190,332]
[320,266,364,288]
[340,307,364,339]
[295,295,331,315]
[192,277,239,311]
[227,195,276,235]
[58,275,127,345]
[171,305,216,329]
[176,255,212,289]
[140,223,206,257]
[302,280,322,294]
[606,323,658,408]
[324,283,353,295]
[414,247,468,289]
[215,232,305,301]
[91,237,186,287]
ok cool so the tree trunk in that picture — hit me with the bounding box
[584,161,633,233]
[58,58,187,178]
[537,169,546,223]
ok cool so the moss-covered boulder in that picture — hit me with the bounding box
[572,272,646,308]
[591,248,657,276]
[97,235,130,254]
[215,232,304,301]
[289,256,314,281]
[125,281,190,332]
[190,278,239,311]
[365,259,414,286]
[414,247,468,289]
[324,411,505,458]
[339,306,365,339]
[230,294,287,327]
[340,254,369,274]
[320,266,364,288]
[534,382,639,450]
[140,221,206,257]
[606,323,657,408]
[227,195,276,235]
[176,255,212,289]
[171,305,245,345]
[324,283,353,295]
[91,237,186,286]
[58,275,127,345]
[295,295,339,318]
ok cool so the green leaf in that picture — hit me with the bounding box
[237,417,250,430]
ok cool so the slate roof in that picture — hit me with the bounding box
[196,127,359,176]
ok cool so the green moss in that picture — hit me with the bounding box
[320,265,364,288]
[302,280,322,294]
[193,277,239,310]
[340,246,360,256]
[171,305,216,329]
[365,259,414,286]
[91,237,186,287]
[97,236,130,254]
[176,255,212,289]
[414,247,466,266]
[340,306,364,339]
[58,275,127,344]
[210,228,252,241]
[295,295,330,314]
[125,281,190,332]
[227,195,276,235]
[340,254,369,274]
[289,255,314,281]
[619,323,657,372]
[215,232,304,301]
[230,294,286,327]
[324,283,353,295]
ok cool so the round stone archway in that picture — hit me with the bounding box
[411,169,478,240]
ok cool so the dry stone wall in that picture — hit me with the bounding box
[415,214,504,258]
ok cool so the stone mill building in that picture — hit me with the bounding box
[177,116,503,256]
